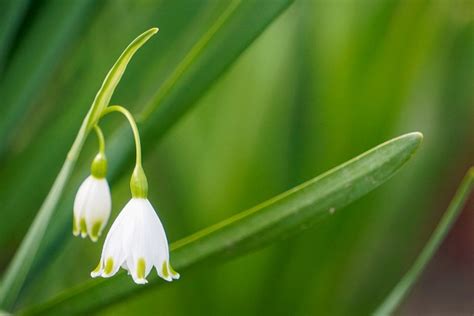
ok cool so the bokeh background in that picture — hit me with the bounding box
[0,0,473,315]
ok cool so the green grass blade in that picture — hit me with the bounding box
[19,132,423,315]
[373,167,474,316]
[0,29,157,311]
[0,152,78,311]
[0,0,95,155]
[0,0,30,74]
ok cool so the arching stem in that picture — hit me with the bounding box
[100,105,147,198]
[93,125,105,154]
[101,105,142,167]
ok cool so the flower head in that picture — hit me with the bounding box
[91,198,179,284]
[73,153,111,242]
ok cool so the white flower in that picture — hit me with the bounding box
[73,175,111,242]
[91,198,179,284]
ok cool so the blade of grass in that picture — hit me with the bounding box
[0,0,30,74]
[0,0,96,156]
[19,132,423,315]
[373,167,474,316]
[0,29,158,311]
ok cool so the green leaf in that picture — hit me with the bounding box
[374,167,474,315]
[0,28,158,311]
[86,27,159,129]
[0,0,30,74]
[19,132,423,315]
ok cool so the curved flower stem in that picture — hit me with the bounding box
[93,125,105,154]
[101,105,142,168]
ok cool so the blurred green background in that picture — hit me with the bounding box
[0,0,473,315]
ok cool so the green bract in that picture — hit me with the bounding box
[130,165,148,199]
[86,28,158,130]
[91,153,107,179]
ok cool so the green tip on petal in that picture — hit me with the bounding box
[130,165,148,198]
[80,218,87,237]
[92,262,102,274]
[90,221,102,242]
[162,262,169,278]
[104,257,114,275]
[137,258,146,279]
[72,217,79,236]
[169,264,179,278]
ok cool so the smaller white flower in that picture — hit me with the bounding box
[73,175,111,242]
[91,198,179,284]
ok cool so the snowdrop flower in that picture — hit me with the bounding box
[91,165,179,284]
[73,148,111,242]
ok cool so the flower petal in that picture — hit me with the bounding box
[85,178,111,241]
[73,176,112,241]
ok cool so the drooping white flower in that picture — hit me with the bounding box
[91,198,179,284]
[73,152,111,242]
[73,175,111,242]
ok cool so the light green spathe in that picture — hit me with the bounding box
[0,28,159,310]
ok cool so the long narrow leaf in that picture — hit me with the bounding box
[20,132,423,315]
[374,167,474,315]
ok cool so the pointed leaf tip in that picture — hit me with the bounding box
[411,131,423,143]
[399,131,423,144]
[468,167,474,179]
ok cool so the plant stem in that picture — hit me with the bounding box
[101,105,142,168]
[93,125,105,154]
